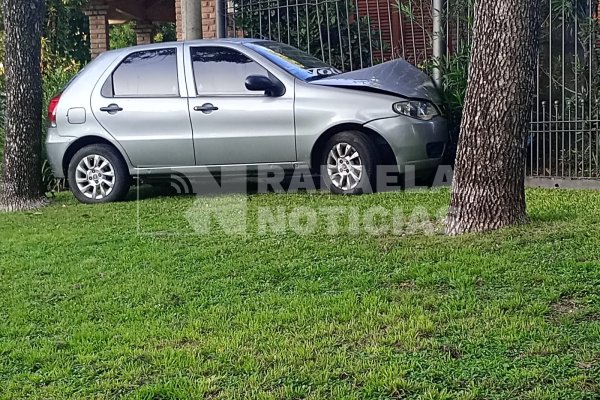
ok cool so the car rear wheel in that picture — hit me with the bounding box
[68,144,130,204]
[320,131,377,195]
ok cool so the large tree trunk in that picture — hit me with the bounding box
[0,0,46,212]
[445,0,541,235]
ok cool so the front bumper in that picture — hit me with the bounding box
[364,115,449,173]
[45,128,75,179]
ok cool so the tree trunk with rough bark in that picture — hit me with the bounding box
[0,0,46,212]
[445,0,541,235]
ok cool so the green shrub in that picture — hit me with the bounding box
[40,40,81,193]
[110,21,178,50]
[45,0,90,65]
[420,47,469,165]
[110,21,137,49]
[154,22,177,43]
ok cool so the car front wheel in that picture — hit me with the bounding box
[320,131,377,195]
[67,144,130,204]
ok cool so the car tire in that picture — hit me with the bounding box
[67,144,130,204]
[320,131,378,195]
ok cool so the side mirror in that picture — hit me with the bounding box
[245,75,285,97]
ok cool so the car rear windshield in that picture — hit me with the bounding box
[243,41,341,82]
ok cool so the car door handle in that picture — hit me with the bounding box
[100,104,123,114]
[194,103,219,113]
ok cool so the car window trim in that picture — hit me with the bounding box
[189,45,276,98]
[104,47,181,99]
[194,93,268,98]
[111,94,183,99]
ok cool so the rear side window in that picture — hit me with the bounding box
[106,48,179,97]
[191,46,268,95]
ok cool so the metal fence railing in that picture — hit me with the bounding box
[227,0,448,69]
[226,0,600,182]
[528,0,600,179]
[530,101,600,178]
[227,0,474,67]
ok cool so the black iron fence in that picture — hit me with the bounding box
[227,0,445,68]
[530,101,600,178]
[529,0,600,180]
[226,0,600,181]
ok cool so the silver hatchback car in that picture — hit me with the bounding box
[46,39,448,203]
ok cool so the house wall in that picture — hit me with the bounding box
[201,0,217,39]
[357,0,433,65]
[176,0,183,40]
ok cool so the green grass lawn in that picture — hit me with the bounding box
[1,188,600,399]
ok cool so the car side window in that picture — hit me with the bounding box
[105,48,179,97]
[190,46,269,96]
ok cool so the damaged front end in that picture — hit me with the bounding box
[310,58,441,108]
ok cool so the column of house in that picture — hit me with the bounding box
[135,22,155,45]
[84,4,110,59]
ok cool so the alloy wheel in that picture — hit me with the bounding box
[326,142,363,191]
[75,155,116,200]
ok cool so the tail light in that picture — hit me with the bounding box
[48,93,61,127]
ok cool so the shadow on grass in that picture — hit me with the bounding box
[127,178,293,202]
[125,171,449,202]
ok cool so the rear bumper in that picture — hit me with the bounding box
[364,115,449,173]
[45,128,75,179]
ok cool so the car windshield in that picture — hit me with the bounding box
[244,41,342,82]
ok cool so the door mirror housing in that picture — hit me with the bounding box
[245,75,285,97]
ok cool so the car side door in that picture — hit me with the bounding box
[184,44,296,166]
[91,44,195,167]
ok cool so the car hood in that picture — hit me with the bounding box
[310,59,441,105]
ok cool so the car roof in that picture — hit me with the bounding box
[186,38,268,45]
[105,38,269,55]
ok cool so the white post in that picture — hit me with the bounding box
[216,0,227,38]
[432,0,445,87]
[182,0,203,40]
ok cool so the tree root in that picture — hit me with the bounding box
[0,196,49,212]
